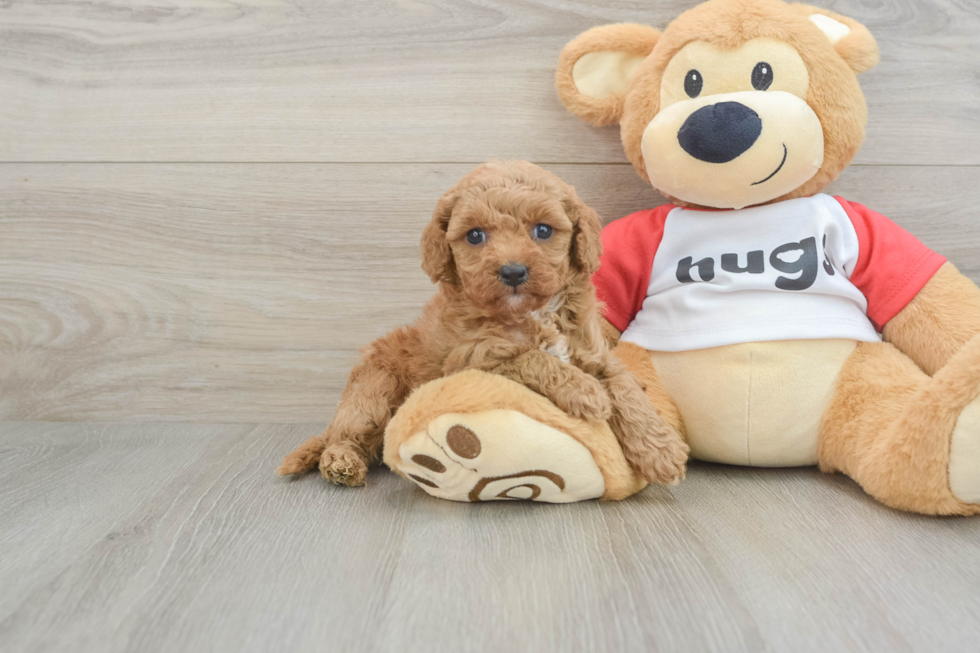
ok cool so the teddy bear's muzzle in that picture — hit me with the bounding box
[641,90,824,209]
[677,101,763,164]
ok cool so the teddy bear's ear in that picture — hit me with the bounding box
[792,4,880,74]
[556,23,661,126]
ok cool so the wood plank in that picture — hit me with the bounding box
[0,0,977,165]
[0,422,418,653]
[0,422,250,622]
[2,162,978,422]
[377,480,766,653]
[674,464,980,652]
[1,422,978,652]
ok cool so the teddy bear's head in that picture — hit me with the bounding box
[556,0,879,209]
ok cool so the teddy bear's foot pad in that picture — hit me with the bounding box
[394,409,605,502]
[950,399,980,504]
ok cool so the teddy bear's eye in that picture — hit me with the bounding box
[684,69,703,98]
[751,62,773,91]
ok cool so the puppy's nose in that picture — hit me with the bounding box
[677,101,762,163]
[498,264,529,287]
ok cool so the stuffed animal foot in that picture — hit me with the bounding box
[383,370,650,502]
[392,410,606,502]
[820,337,980,515]
[949,399,980,505]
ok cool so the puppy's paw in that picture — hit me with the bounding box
[320,446,368,487]
[624,433,690,486]
[553,375,612,422]
[559,391,613,422]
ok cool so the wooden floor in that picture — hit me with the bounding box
[0,421,978,653]
[2,1,979,651]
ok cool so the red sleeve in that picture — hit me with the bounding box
[592,206,673,332]
[836,197,946,329]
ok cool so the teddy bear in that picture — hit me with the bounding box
[545,0,980,515]
[323,0,978,513]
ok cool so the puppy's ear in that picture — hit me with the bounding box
[420,189,459,285]
[556,23,661,126]
[564,190,603,275]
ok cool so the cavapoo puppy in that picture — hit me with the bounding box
[278,160,689,487]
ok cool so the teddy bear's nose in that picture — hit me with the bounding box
[677,101,763,164]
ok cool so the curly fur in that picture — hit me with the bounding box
[278,160,688,487]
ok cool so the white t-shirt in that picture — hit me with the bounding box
[594,194,946,352]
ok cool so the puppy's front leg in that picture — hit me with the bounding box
[602,365,689,485]
[442,338,525,377]
[278,343,409,486]
[488,350,612,422]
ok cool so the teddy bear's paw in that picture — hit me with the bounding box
[393,409,606,503]
[950,398,980,505]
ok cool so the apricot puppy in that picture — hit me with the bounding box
[278,160,688,488]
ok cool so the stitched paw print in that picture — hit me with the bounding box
[392,409,605,503]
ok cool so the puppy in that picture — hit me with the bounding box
[278,160,689,487]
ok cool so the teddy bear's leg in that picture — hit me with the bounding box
[819,337,980,515]
[383,370,648,502]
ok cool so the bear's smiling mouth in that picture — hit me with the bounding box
[751,143,788,186]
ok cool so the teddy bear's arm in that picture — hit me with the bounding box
[883,262,980,375]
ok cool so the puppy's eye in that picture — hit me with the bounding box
[751,62,773,91]
[533,224,553,240]
[684,69,703,98]
[465,228,485,245]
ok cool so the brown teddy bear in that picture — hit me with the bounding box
[293,0,979,513]
[553,0,980,515]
